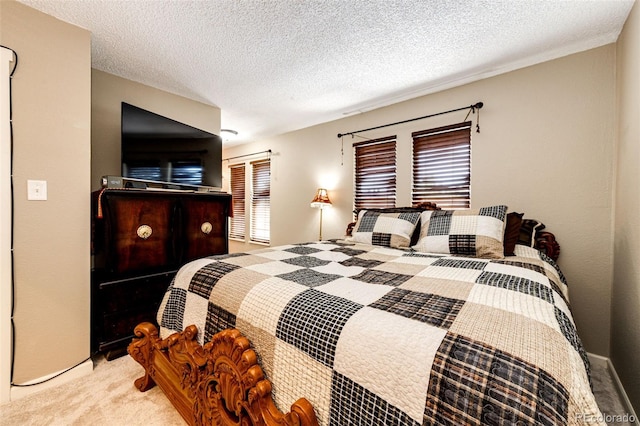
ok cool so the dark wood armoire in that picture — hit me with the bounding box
[91,189,231,359]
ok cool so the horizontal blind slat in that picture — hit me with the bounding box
[354,136,397,211]
[251,159,270,243]
[229,164,246,239]
[412,122,471,210]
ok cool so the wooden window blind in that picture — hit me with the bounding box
[412,121,471,209]
[354,136,397,211]
[229,164,246,240]
[250,159,270,244]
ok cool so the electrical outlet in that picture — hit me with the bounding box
[27,180,47,200]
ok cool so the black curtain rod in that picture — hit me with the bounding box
[223,149,272,162]
[337,102,483,138]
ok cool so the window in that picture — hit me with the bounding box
[229,164,246,240]
[412,121,471,209]
[229,159,271,244]
[353,136,397,211]
[250,159,270,244]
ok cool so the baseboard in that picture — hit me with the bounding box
[588,353,639,426]
[10,358,93,401]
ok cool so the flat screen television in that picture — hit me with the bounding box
[121,102,222,189]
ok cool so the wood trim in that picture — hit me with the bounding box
[534,231,560,262]
[128,322,319,426]
[351,134,396,148]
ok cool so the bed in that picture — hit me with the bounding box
[128,204,604,425]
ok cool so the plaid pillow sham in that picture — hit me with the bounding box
[412,205,508,258]
[351,210,422,248]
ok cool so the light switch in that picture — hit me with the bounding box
[27,180,47,201]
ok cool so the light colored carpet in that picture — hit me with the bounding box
[0,355,186,426]
[590,358,636,426]
[0,354,634,425]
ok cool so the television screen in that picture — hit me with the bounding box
[121,102,222,188]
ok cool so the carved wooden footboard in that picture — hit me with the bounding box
[127,322,319,426]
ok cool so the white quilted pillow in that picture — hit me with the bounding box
[412,205,508,258]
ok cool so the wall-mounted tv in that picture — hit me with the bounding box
[121,102,222,189]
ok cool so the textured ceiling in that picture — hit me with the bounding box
[18,0,634,145]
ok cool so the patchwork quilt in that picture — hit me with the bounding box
[157,240,604,426]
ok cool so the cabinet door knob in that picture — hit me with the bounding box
[137,224,153,239]
[201,222,212,235]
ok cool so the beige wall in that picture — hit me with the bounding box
[224,44,617,357]
[0,1,91,382]
[91,70,221,191]
[3,0,633,405]
[613,0,640,413]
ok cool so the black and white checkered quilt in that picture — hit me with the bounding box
[157,240,604,425]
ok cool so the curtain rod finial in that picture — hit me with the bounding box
[474,102,484,109]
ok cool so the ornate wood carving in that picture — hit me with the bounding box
[128,322,319,426]
[345,221,356,237]
[534,231,560,261]
[411,201,441,211]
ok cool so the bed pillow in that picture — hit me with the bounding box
[351,206,427,245]
[412,205,508,258]
[351,210,422,248]
[503,212,524,256]
[518,219,546,247]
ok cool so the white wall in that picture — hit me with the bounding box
[224,44,616,357]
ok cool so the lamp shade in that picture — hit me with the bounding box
[310,188,332,208]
